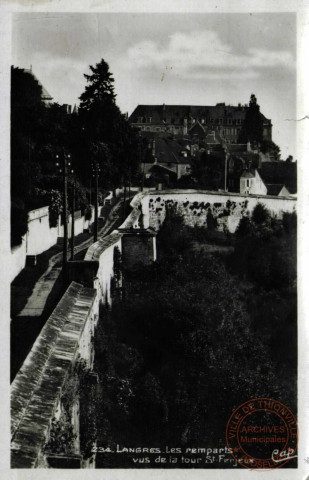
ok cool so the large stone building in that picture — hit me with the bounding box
[129,102,272,143]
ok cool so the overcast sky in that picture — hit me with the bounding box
[12,12,296,157]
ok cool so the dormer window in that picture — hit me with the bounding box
[137,117,143,123]
[147,117,152,123]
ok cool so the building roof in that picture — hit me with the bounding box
[149,164,178,178]
[24,69,53,101]
[129,103,271,125]
[265,184,288,196]
[148,137,192,165]
[189,121,206,134]
[241,171,255,178]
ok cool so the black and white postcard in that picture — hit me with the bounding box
[1,1,309,479]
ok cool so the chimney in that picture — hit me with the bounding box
[163,103,166,111]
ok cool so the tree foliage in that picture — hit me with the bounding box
[11,60,140,245]
[260,140,281,160]
[76,59,140,189]
[92,212,296,466]
[233,207,296,290]
[190,151,224,190]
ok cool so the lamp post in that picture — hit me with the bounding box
[138,133,145,192]
[224,143,230,193]
[56,151,73,276]
[91,161,101,242]
[70,176,76,260]
[122,178,127,221]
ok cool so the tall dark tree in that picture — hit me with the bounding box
[77,59,140,190]
[11,67,74,201]
[11,66,45,200]
[10,67,86,243]
[79,59,116,108]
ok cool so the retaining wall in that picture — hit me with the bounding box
[85,232,123,306]
[11,282,98,468]
[132,190,297,233]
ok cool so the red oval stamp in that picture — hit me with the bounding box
[226,398,298,470]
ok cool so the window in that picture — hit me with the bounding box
[246,179,250,187]
[147,117,152,123]
[228,118,232,125]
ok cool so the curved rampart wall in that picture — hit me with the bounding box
[133,190,296,233]
[11,282,97,468]
[85,232,123,306]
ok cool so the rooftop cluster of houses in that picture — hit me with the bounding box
[129,103,293,197]
[27,68,293,198]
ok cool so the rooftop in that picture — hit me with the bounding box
[24,69,53,101]
[266,184,288,196]
[129,103,271,125]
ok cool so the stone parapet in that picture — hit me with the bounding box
[11,281,97,468]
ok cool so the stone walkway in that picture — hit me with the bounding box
[18,199,124,317]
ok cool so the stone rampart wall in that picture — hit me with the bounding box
[85,232,123,306]
[11,282,97,468]
[134,190,296,233]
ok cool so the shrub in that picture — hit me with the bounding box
[235,216,253,238]
[283,211,297,234]
[206,209,217,230]
[251,203,271,225]
[85,206,92,221]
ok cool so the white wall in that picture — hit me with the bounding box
[11,205,97,283]
[26,207,58,256]
[134,190,297,234]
